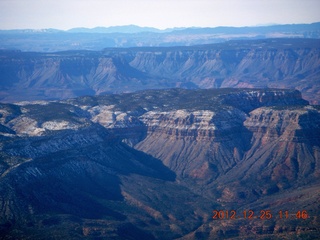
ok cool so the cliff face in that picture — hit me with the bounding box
[243,106,320,182]
[135,108,250,179]
[1,39,320,104]
[61,88,317,186]
[125,41,320,104]
[0,88,319,239]
[207,106,320,203]
[130,91,318,185]
[0,52,151,101]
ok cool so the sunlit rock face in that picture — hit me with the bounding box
[0,88,319,239]
[0,88,313,181]
[135,108,249,179]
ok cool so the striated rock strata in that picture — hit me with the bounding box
[1,38,320,104]
[0,88,319,239]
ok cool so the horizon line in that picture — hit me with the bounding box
[1,21,320,32]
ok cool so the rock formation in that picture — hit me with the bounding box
[1,39,319,104]
[0,88,319,239]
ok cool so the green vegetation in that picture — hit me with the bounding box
[70,87,305,114]
[72,88,249,112]
[23,102,84,123]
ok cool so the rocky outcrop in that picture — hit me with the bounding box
[0,88,314,181]
[0,88,319,239]
[1,39,320,104]
[132,94,318,184]
[210,105,320,203]
[135,108,250,179]
[220,89,308,112]
[243,106,320,182]
[66,88,315,183]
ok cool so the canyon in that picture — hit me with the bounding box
[1,23,320,238]
[0,88,319,239]
[0,38,320,105]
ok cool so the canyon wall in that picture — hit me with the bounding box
[0,88,319,239]
[1,39,319,104]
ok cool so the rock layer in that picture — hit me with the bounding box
[1,39,320,104]
[0,88,319,239]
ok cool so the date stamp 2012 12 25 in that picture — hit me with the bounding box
[212,210,308,220]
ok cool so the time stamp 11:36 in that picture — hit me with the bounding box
[212,210,308,220]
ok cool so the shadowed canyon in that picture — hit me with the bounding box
[0,88,319,239]
[0,23,320,239]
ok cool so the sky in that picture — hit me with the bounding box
[0,0,319,30]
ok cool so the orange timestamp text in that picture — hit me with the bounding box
[212,210,308,220]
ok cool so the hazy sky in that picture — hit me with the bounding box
[1,0,319,30]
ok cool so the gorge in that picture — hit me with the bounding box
[0,88,319,239]
[1,38,319,104]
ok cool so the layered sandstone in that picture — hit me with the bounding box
[0,88,319,239]
[1,39,319,103]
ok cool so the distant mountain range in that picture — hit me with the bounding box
[2,23,319,34]
[0,25,186,34]
[67,25,188,33]
[0,22,319,52]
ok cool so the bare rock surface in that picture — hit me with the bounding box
[0,88,319,239]
[1,39,319,104]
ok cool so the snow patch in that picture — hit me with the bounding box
[42,120,80,130]
[15,101,51,106]
[10,117,45,136]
